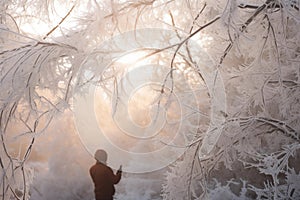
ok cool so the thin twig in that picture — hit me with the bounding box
[43,4,76,40]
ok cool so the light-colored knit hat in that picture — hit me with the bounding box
[94,149,107,163]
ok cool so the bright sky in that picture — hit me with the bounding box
[17,1,78,38]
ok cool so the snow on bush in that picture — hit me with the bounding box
[0,0,299,199]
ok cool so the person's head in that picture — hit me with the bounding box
[94,149,107,164]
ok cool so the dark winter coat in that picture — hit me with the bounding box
[90,162,121,200]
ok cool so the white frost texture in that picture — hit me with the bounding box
[1,0,300,199]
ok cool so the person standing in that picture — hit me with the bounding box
[90,149,122,200]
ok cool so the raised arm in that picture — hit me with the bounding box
[109,167,122,184]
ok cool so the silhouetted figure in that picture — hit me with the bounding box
[90,149,122,200]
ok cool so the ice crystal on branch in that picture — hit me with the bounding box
[0,0,300,199]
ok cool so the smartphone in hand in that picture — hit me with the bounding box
[118,165,122,173]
